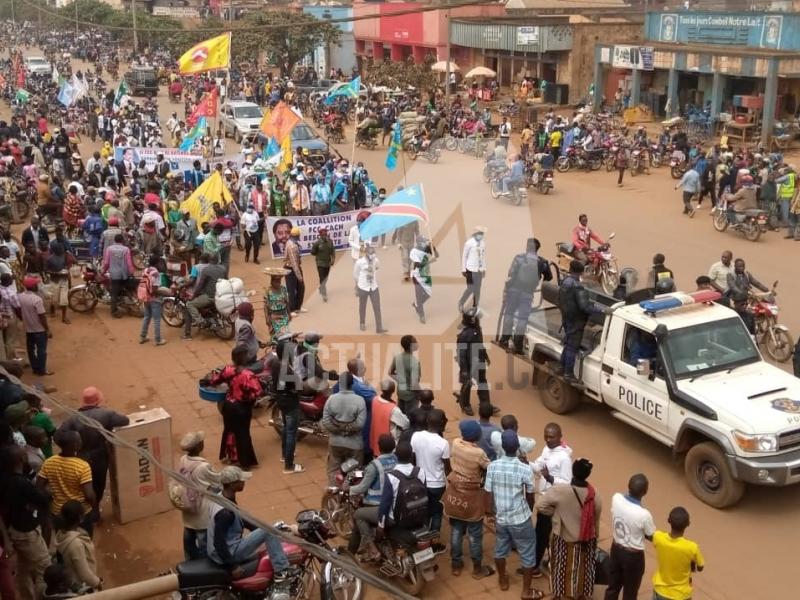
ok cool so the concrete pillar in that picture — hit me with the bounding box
[630,68,641,106]
[710,71,724,119]
[412,45,426,64]
[372,41,383,63]
[592,45,604,111]
[390,44,403,63]
[667,68,679,118]
[761,57,779,146]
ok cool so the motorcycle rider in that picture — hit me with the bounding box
[455,308,499,417]
[293,331,336,395]
[183,254,225,340]
[356,111,378,143]
[726,258,768,298]
[498,238,550,355]
[207,466,294,582]
[725,174,758,224]
[570,214,605,263]
[376,440,428,543]
[558,260,605,382]
[348,434,398,561]
[500,154,525,196]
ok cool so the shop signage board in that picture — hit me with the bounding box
[648,12,790,50]
[612,46,654,70]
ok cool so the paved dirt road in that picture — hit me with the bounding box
[3,51,797,599]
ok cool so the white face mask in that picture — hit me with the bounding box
[475,234,484,242]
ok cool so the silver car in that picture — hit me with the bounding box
[220,101,263,143]
[24,57,52,76]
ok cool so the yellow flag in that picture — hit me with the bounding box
[180,171,233,231]
[259,106,272,135]
[279,135,292,173]
[179,33,231,75]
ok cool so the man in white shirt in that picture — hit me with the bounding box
[458,226,487,311]
[349,211,370,261]
[353,244,387,334]
[240,205,260,264]
[707,250,734,294]
[605,474,656,600]
[489,414,536,460]
[498,117,511,149]
[410,411,449,543]
[530,422,573,575]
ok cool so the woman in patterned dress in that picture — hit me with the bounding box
[264,267,291,340]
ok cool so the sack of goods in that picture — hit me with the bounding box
[214,277,247,316]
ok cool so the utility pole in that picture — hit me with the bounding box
[444,8,452,106]
[132,0,139,53]
[10,0,15,26]
[75,0,79,35]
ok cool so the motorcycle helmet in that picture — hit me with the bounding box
[654,277,676,295]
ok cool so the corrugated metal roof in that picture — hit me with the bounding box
[506,0,628,10]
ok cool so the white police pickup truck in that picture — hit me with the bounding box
[523,283,800,508]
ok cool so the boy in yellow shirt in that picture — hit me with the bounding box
[651,506,705,600]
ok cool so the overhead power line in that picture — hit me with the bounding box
[16,0,502,34]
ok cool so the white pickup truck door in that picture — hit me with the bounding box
[600,322,670,437]
[605,360,670,437]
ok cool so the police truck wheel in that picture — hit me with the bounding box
[684,442,745,508]
[539,374,580,414]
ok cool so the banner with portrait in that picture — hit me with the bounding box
[267,210,363,259]
[113,146,204,174]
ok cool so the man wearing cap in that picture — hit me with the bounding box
[283,228,305,316]
[178,431,222,560]
[484,430,539,599]
[59,387,129,505]
[459,227,487,311]
[19,277,51,376]
[445,420,494,579]
[207,466,293,581]
[310,227,335,302]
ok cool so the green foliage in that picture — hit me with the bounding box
[364,55,439,92]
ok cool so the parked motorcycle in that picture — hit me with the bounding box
[268,388,330,441]
[320,458,363,540]
[175,509,362,600]
[649,143,663,168]
[456,134,488,158]
[749,282,794,362]
[371,523,440,595]
[712,197,768,242]
[67,263,143,316]
[556,146,602,173]
[556,233,619,295]
[160,280,235,340]
[489,174,527,206]
[629,147,650,176]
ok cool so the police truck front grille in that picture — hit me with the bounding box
[778,429,800,450]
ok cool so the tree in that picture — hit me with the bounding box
[237,10,341,76]
[364,55,439,92]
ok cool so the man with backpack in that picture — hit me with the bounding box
[377,441,429,542]
[498,238,551,355]
[173,431,222,560]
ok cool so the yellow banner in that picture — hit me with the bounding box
[179,33,231,75]
[180,171,232,230]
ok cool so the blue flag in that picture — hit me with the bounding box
[385,121,402,171]
[180,117,207,151]
[261,136,280,160]
[324,76,361,105]
[57,81,75,107]
[358,183,428,240]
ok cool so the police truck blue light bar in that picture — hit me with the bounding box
[640,291,722,315]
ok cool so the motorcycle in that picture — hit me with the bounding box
[371,522,440,595]
[160,280,235,340]
[669,150,688,179]
[629,147,650,176]
[355,127,379,151]
[67,263,143,316]
[482,158,506,183]
[411,141,441,163]
[456,134,488,158]
[320,458,363,540]
[555,232,619,295]
[324,120,345,144]
[489,173,527,206]
[533,169,554,195]
[649,143,663,168]
[175,509,363,600]
[268,388,332,441]
[556,145,603,173]
[712,196,768,242]
[749,282,794,363]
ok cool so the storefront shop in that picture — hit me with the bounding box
[593,11,800,145]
